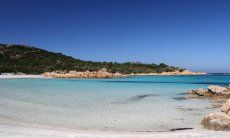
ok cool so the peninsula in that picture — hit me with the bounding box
[0,44,204,78]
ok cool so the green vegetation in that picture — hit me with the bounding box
[0,44,184,74]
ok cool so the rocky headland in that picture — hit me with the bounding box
[42,69,126,78]
[1,44,207,78]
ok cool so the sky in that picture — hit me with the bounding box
[0,0,230,73]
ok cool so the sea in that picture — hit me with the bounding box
[0,75,230,132]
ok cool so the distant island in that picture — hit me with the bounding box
[0,44,205,78]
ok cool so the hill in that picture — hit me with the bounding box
[0,44,184,74]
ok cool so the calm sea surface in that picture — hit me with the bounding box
[0,75,230,131]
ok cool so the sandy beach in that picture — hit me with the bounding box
[0,74,45,79]
[0,124,229,138]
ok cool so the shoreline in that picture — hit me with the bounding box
[0,74,45,79]
[0,74,206,79]
[42,70,206,78]
[0,124,229,138]
[0,70,206,79]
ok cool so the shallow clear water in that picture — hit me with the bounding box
[0,75,230,132]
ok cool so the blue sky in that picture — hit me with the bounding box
[0,0,230,73]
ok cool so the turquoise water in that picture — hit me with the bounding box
[0,75,230,131]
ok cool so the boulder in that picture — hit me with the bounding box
[187,85,230,100]
[208,85,227,94]
[221,99,230,115]
[42,70,125,78]
[201,98,230,131]
[195,88,209,96]
[187,88,208,96]
[201,112,230,131]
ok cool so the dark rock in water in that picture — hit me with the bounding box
[173,97,187,100]
[169,128,193,131]
[211,104,223,109]
[176,106,202,112]
[126,94,158,102]
[112,94,158,104]
[178,92,187,95]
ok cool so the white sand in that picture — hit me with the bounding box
[0,74,45,79]
[0,125,229,138]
